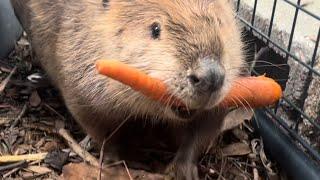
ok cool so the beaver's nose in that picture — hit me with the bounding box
[188,57,225,93]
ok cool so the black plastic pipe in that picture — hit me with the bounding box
[253,110,320,180]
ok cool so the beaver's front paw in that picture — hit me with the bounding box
[165,161,199,180]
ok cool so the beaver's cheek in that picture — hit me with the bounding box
[167,77,206,109]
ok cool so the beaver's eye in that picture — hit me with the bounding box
[150,22,161,39]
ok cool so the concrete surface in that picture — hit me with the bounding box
[241,0,319,45]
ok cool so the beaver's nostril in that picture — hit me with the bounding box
[188,74,201,85]
[188,58,225,93]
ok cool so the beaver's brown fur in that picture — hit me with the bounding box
[11,0,244,179]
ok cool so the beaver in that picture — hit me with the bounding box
[11,0,244,179]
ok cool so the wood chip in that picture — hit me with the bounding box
[222,142,251,157]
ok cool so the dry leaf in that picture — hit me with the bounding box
[55,120,65,130]
[14,145,28,155]
[26,165,52,174]
[42,141,60,152]
[251,139,276,175]
[44,150,69,172]
[222,108,254,132]
[34,138,46,149]
[0,118,10,126]
[222,142,251,157]
[61,163,165,180]
[232,128,249,140]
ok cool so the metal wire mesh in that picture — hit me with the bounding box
[234,0,320,163]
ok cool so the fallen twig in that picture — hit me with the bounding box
[57,127,99,167]
[10,104,28,129]
[98,138,106,180]
[22,172,50,180]
[0,160,27,172]
[0,66,17,93]
[2,160,42,178]
[96,116,132,179]
[29,160,42,166]
[230,158,253,179]
[3,167,20,178]
[0,153,48,163]
[44,103,66,120]
[0,104,16,110]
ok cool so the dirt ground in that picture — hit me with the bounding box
[0,34,284,180]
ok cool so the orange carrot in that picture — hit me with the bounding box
[220,76,282,108]
[96,60,184,106]
[96,60,282,108]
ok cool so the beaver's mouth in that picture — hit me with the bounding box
[171,106,197,119]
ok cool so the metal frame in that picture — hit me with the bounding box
[235,0,320,163]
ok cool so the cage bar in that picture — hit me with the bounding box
[267,0,278,37]
[235,0,320,177]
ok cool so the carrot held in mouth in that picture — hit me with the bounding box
[219,75,282,108]
[96,60,184,106]
[96,60,282,109]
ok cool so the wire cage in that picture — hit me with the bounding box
[234,0,320,178]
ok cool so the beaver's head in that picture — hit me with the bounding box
[95,0,244,120]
